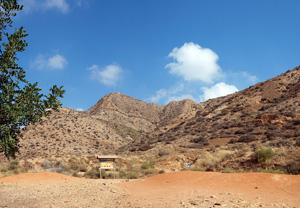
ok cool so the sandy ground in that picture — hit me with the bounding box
[0,171,299,208]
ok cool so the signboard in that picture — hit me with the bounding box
[100,160,114,169]
[97,155,117,179]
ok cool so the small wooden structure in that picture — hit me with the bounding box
[96,155,118,179]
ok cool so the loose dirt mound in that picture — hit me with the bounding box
[0,172,82,185]
[0,171,300,207]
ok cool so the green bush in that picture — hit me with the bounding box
[72,172,80,177]
[141,162,154,169]
[55,161,62,167]
[254,148,276,163]
[84,168,99,178]
[41,160,52,169]
[0,166,8,172]
[143,169,154,175]
[62,165,71,172]
[71,163,80,171]
[127,172,139,179]
[50,167,64,174]
[119,172,139,179]
[21,161,33,173]
[79,165,88,172]
[158,170,165,174]
[285,161,300,175]
[8,160,19,170]
[13,169,20,174]
[84,168,106,179]
[261,169,285,174]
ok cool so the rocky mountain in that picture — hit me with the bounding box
[87,93,163,133]
[119,66,300,172]
[16,92,199,159]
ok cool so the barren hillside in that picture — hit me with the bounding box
[119,66,300,174]
[15,92,199,159]
[87,93,163,133]
[3,65,299,176]
[19,108,130,158]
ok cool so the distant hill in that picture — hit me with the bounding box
[17,92,199,158]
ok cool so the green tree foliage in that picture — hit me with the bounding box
[0,0,65,158]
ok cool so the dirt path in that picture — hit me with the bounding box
[0,171,299,207]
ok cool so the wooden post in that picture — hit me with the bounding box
[113,160,116,179]
[100,167,102,179]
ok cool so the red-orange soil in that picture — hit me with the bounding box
[0,171,299,207]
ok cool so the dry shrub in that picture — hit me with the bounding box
[22,161,33,173]
[0,166,8,172]
[8,160,19,170]
[158,149,169,157]
[238,135,257,143]
[84,167,103,179]
[253,148,276,163]
[41,160,52,169]
[138,144,152,151]
[285,161,300,175]
[193,150,236,172]
[141,162,154,169]
[158,170,165,174]
[119,172,139,179]
[295,138,300,147]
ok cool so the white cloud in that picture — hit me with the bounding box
[147,42,257,105]
[20,0,69,13]
[20,0,36,13]
[146,84,195,104]
[44,0,69,13]
[87,64,122,86]
[48,54,68,69]
[165,42,222,83]
[241,71,258,83]
[31,54,47,70]
[200,82,238,102]
[31,54,68,70]
[148,89,167,103]
[147,84,184,103]
[76,108,84,111]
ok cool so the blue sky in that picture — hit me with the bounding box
[14,0,300,111]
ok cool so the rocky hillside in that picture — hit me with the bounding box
[118,66,300,173]
[16,92,199,159]
[125,66,300,151]
[19,108,131,158]
[87,93,163,133]
[8,66,300,175]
